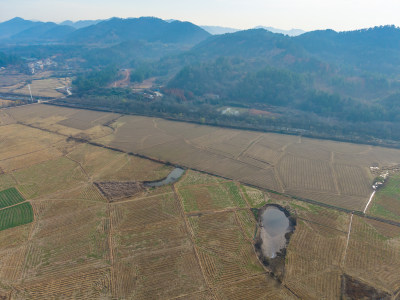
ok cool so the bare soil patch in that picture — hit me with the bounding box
[342,274,391,300]
[94,181,145,202]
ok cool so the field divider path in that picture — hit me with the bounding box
[236,181,252,208]
[297,216,348,234]
[235,134,263,160]
[330,152,341,195]
[234,211,255,244]
[273,144,291,193]
[166,288,213,300]
[111,191,175,204]
[172,183,218,299]
[18,200,40,285]
[106,202,115,297]
[185,207,249,217]
[64,154,90,181]
[9,172,20,185]
[363,190,376,214]
[0,200,28,211]
[342,213,354,267]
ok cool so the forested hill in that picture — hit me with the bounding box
[159,26,400,144]
[294,26,400,74]
[0,17,38,39]
[66,17,211,45]
[187,26,400,75]
[0,18,76,43]
[165,26,400,104]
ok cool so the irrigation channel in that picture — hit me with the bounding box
[144,168,185,187]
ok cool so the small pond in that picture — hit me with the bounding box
[260,206,291,259]
[144,168,185,187]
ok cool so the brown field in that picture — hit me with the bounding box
[0,103,400,299]
[344,216,400,293]
[4,104,400,212]
[0,71,71,99]
[95,181,145,201]
[8,104,397,211]
[0,99,13,107]
[13,78,71,98]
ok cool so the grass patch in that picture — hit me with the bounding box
[179,188,200,212]
[0,187,25,209]
[240,185,266,208]
[369,174,400,221]
[370,203,400,221]
[0,202,33,231]
[222,182,247,208]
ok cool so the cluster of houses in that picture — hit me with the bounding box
[369,163,400,190]
[372,171,389,190]
[27,58,57,74]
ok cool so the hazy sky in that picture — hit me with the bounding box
[1,0,399,31]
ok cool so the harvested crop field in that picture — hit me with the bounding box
[1,103,400,299]
[5,104,400,211]
[8,104,396,211]
[11,77,71,98]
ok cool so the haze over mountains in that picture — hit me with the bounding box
[0,17,211,46]
[1,16,400,79]
[60,20,102,29]
[1,16,400,145]
[0,17,304,44]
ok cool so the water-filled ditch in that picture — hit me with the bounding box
[144,167,185,187]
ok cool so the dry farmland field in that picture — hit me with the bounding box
[7,103,400,211]
[0,103,399,299]
[0,71,71,99]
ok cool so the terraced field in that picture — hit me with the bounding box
[0,103,399,299]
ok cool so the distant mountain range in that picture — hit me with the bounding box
[60,19,102,29]
[200,25,305,36]
[66,17,210,45]
[0,17,210,46]
[1,16,400,77]
[254,26,305,36]
[0,17,75,42]
[200,26,240,35]
[0,17,306,45]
